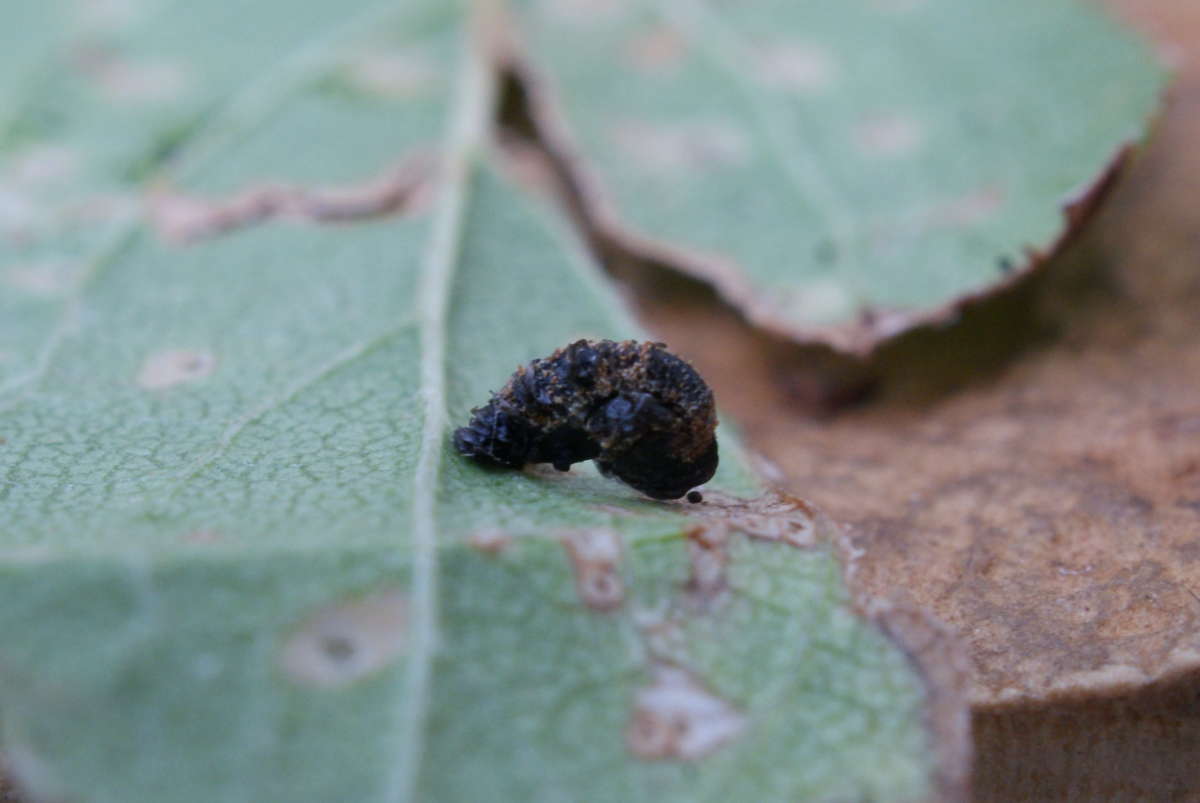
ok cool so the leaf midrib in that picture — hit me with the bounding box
[389,2,502,799]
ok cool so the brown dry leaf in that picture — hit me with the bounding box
[610,2,1200,799]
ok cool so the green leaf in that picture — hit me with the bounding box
[511,0,1166,350]
[0,2,950,801]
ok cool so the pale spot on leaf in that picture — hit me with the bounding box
[344,51,437,98]
[81,51,190,103]
[610,121,750,175]
[150,194,234,243]
[855,113,925,158]
[4,262,82,296]
[626,664,746,760]
[560,528,624,611]
[754,42,836,93]
[625,26,686,74]
[281,589,408,688]
[930,186,1005,227]
[76,0,146,32]
[75,193,141,225]
[136,349,216,390]
[633,607,688,664]
[8,145,79,187]
[783,278,856,325]
[538,0,627,25]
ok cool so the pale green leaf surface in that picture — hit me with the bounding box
[0,3,939,801]
[514,0,1165,334]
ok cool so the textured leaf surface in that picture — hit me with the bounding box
[0,2,943,801]
[513,0,1165,349]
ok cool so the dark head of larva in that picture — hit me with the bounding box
[452,339,718,500]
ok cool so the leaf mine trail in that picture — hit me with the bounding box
[149,151,435,244]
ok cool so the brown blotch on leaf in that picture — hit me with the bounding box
[136,349,216,390]
[182,529,222,545]
[684,523,729,601]
[625,26,686,74]
[149,152,434,244]
[692,490,818,549]
[626,663,746,760]
[468,528,513,555]
[560,529,624,611]
[280,589,408,688]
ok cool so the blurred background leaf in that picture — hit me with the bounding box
[510,0,1164,352]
